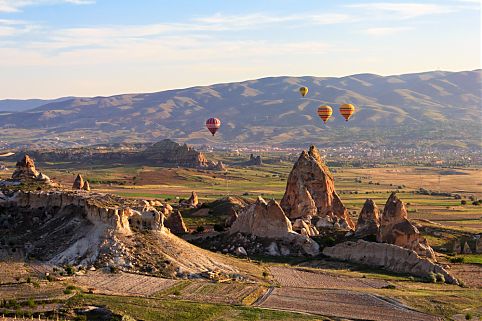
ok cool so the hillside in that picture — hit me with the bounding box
[0,70,480,149]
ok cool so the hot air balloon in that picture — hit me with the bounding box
[206,118,221,136]
[317,105,333,123]
[299,87,308,97]
[339,103,355,121]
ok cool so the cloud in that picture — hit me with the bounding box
[0,0,94,13]
[361,27,412,36]
[346,2,454,19]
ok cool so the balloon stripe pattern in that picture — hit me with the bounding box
[317,105,333,123]
[206,117,221,136]
[339,103,355,121]
[299,87,308,97]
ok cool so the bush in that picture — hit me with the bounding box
[26,298,36,308]
[65,265,75,276]
[196,225,205,233]
[435,273,445,283]
[262,271,269,278]
[64,288,73,295]
[449,257,465,263]
[427,272,437,283]
[213,224,225,232]
[26,277,31,283]
[382,284,396,289]
[465,312,473,320]
[461,200,467,205]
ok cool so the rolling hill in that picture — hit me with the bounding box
[0,70,480,149]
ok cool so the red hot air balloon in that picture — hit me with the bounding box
[206,118,221,136]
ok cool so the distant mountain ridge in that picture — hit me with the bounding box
[0,69,480,149]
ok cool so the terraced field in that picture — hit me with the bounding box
[73,271,179,296]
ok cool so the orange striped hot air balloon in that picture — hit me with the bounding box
[299,87,308,97]
[339,103,355,121]
[317,105,332,123]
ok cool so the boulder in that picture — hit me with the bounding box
[234,246,248,257]
[280,146,354,229]
[476,237,482,254]
[323,240,458,284]
[378,193,436,260]
[164,210,188,234]
[229,197,319,256]
[73,174,84,190]
[355,199,380,239]
[12,155,40,181]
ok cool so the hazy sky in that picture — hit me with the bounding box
[0,0,480,99]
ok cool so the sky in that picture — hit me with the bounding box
[0,0,480,99]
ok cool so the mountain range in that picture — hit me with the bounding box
[0,69,480,149]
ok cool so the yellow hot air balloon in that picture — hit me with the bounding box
[339,103,355,121]
[299,87,308,97]
[317,105,333,123]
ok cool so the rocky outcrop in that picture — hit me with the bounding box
[229,197,319,256]
[323,240,458,284]
[463,241,472,254]
[73,174,84,189]
[453,241,462,254]
[12,155,39,180]
[246,154,262,166]
[0,190,239,278]
[180,192,199,208]
[292,218,319,236]
[11,155,52,185]
[165,210,188,234]
[476,237,482,254]
[214,160,227,171]
[378,193,435,260]
[355,199,380,239]
[142,139,211,168]
[280,146,354,229]
[83,180,91,191]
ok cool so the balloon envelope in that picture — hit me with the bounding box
[339,103,355,121]
[317,106,333,123]
[206,118,221,136]
[299,87,308,97]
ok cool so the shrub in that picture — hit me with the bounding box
[382,284,396,289]
[64,288,73,294]
[26,277,31,283]
[449,257,465,263]
[461,200,467,205]
[26,298,36,308]
[73,315,87,321]
[465,313,472,320]
[435,273,445,283]
[65,265,75,276]
[196,225,205,233]
[262,271,269,278]
[213,224,225,232]
[427,272,437,283]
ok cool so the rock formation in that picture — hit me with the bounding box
[83,180,91,191]
[323,240,458,284]
[0,190,238,278]
[292,218,319,237]
[280,145,354,229]
[378,193,435,260]
[476,237,482,254]
[213,160,227,171]
[229,197,319,256]
[180,192,199,208]
[246,154,262,166]
[463,241,472,254]
[355,199,380,239]
[12,155,39,180]
[142,139,211,168]
[73,174,84,189]
[164,210,188,234]
[453,241,462,254]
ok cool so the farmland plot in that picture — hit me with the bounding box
[270,266,388,289]
[177,281,265,305]
[74,271,178,296]
[260,287,442,321]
